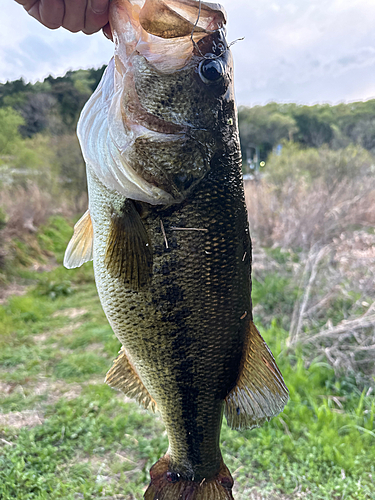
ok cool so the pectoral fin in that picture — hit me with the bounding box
[105,200,153,291]
[105,347,157,412]
[224,321,289,430]
[63,210,93,269]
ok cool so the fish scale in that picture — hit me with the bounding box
[64,1,288,498]
[86,146,248,481]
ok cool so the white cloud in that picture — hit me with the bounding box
[2,0,375,105]
[0,1,113,83]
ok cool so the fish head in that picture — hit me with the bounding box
[110,0,236,201]
[111,0,232,123]
[78,0,238,205]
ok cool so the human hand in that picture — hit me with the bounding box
[15,0,111,35]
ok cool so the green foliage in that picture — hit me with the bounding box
[264,142,374,188]
[238,98,375,162]
[0,78,33,107]
[252,274,299,330]
[35,279,73,300]
[0,392,47,414]
[238,103,298,162]
[53,353,109,381]
[0,107,25,156]
[51,135,87,211]
[0,206,7,230]
[2,71,375,162]
[293,104,334,147]
[0,66,106,137]
[71,69,96,95]
[0,126,57,197]
[0,387,163,500]
[37,216,76,263]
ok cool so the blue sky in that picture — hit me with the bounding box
[2,0,375,106]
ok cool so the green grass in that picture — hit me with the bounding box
[0,216,374,499]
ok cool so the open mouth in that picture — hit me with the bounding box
[138,0,226,39]
[78,0,227,206]
[110,0,226,72]
[109,0,228,137]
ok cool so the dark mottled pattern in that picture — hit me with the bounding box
[89,127,251,481]
[88,30,251,484]
[124,32,234,205]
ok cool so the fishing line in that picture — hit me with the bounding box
[190,0,244,60]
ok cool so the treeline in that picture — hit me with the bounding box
[0,66,106,137]
[0,67,106,217]
[239,101,375,163]
[2,67,375,161]
[1,66,375,220]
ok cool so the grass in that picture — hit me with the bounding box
[0,217,374,499]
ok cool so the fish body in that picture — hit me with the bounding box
[64,1,288,498]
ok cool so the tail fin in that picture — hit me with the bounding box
[144,455,234,500]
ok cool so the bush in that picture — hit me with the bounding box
[246,144,375,250]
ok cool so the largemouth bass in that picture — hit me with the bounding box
[64,0,288,498]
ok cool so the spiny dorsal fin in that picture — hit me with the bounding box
[224,321,289,430]
[105,200,153,291]
[63,210,93,269]
[105,347,157,412]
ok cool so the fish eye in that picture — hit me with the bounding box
[199,58,224,85]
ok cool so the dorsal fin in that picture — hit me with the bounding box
[105,347,157,412]
[63,210,93,269]
[224,321,289,430]
[105,200,153,291]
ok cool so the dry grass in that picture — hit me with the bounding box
[245,177,375,251]
[244,160,375,380]
[0,410,44,429]
[286,237,375,378]
[0,183,66,240]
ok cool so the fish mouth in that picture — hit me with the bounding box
[110,0,227,71]
[77,0,227,206]
[109,0,227,136]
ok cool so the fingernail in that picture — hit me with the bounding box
[102,23,113,41]
[91,0,108,14]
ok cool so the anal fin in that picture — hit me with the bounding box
[105,200,153,291]
[105,347,157,412]
[64,209,93,269]
[225,321,289,430]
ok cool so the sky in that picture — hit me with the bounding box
[2,0,375,106]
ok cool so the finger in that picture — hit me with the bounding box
[15,0,64,29]
[62,0,87,33]
[102,22,113,41]
[14,0,39,10]
[91,0,108,14]
[83,0,109,35]
[28,0,65,30]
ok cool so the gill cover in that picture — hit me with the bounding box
[77,0,227,206]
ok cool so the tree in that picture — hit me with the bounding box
[0,107,24,156]
[292,105,334,148]
[238,103,297,162]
